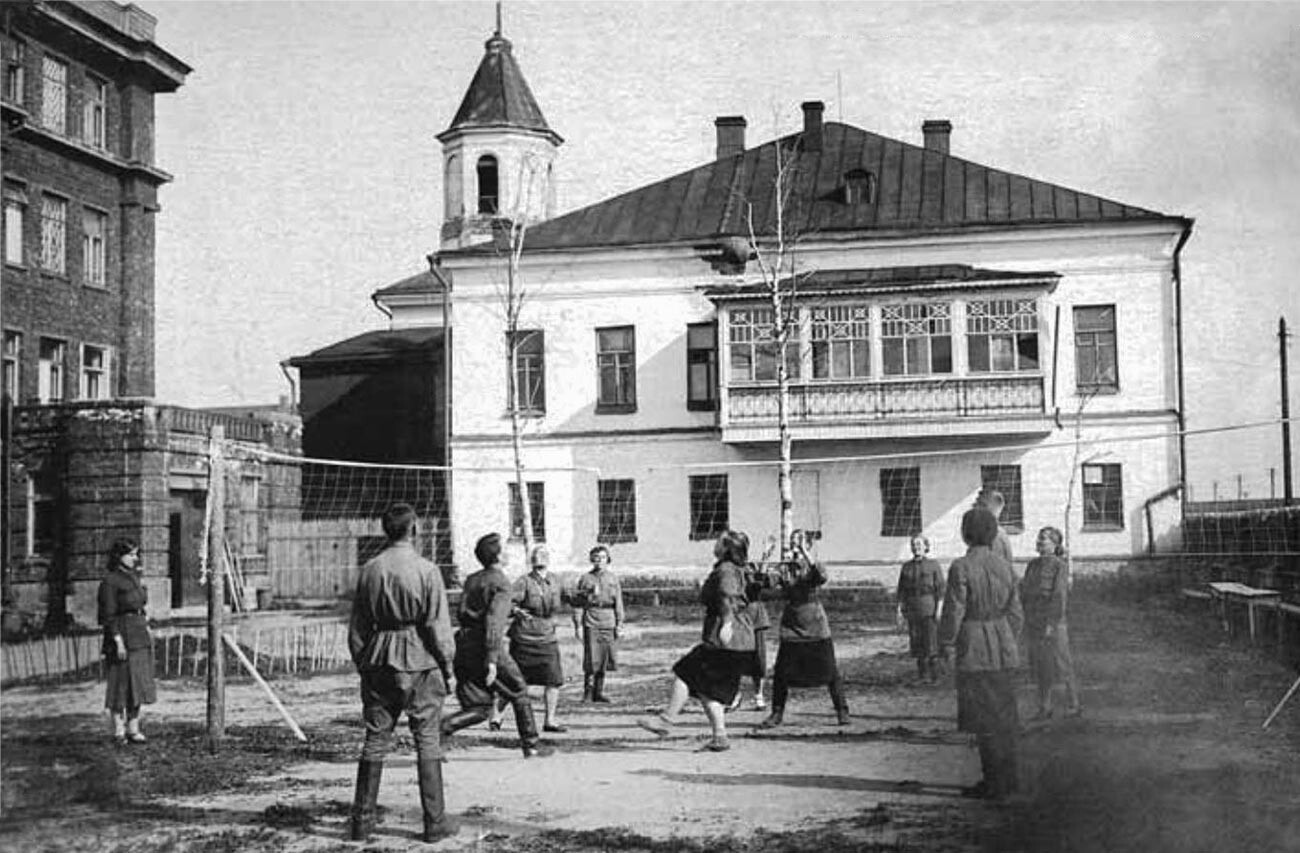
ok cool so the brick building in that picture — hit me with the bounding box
[1,3,295,632]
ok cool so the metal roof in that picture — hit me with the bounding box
[440,32,560,143]
[288,328,443,368]
[372,270,445,300]
[702,265,1061,300]
[453,121,1174,255]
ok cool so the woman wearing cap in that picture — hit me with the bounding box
[97,538,156,745]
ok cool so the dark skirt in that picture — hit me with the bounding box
[672,644,751,705]
[773,638,839,688]
[511,639,564,687]
[104,648,157,711]
[956,670,1019,736]
[906,615,940,660]
[582,626,618,673]
[745,627,769,679]
[1028,624,1076,690]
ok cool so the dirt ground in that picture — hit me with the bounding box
[3,578,1300,853]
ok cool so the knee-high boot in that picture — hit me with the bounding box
[592,672,610,703]
[512,693,550,757]
[440,708,489,737]
[349,759,383,841]
[582,674,593,702]
[829,677,850,725]
[417,759,455,843]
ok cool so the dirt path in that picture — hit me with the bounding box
[3,583,1300,852]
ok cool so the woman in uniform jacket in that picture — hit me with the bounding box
[939,507,1024,800]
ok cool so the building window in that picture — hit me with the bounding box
[811,304,870,379]
[40,194,66,274]
[689,474,729,540]
[686,322,718,411]
[596,326,636,412]
[3,182,25,266]
[3,331,20,400]
[82,207,107,287]
[882,302,952,376]
[3,39,24,105]
[507,329,544,414]
[1075,305,1118,393]
[27,470,57,558]
[979,465,1024,532]
[1082,463,1123,529]
[598,479,637,544]
[508,481,545,542]
[444,153,461,219]
[240,472,265,556]
[967,299,1039,373]
[880,467,921,537]
[37,337,64,402]
[80,344,109,400]
[728,307,800,383]
[40,54,67,133]
[843,168,875,205]
[476,155,499,214]
[83,76,106,148]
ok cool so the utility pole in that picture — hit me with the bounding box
[206,425,227,751]
[1281,317,1293,506]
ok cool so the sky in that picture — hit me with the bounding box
[149,0,1300,499]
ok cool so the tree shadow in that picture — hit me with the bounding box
[631,768,969,799]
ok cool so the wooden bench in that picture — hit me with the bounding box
[1207,582,1282,644]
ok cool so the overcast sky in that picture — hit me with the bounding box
[150,0,1300,498]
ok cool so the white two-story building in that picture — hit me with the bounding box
[376,25,1193,576]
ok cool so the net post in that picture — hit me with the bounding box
[206,425,227,752]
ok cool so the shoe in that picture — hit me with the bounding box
[522,743,555,758]
[835,707,851,726]
[752,697,768,711]
[591,695,611,704]
[727,694,743,712]
[112,735,127,748]
[636,715,673,737]
[488,719,503,731]
[422,820,458,843]
[754,714,782,730]
[701,736,730,752]
[126,732,147,744]
[543,724,568,734]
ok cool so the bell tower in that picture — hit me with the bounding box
[439,8,563,250]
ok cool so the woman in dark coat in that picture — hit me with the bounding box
[940,507,1024,799]
[1021,526,1082,720]
[755,529,849,728]
[97,538,156,744]
[638,529,755,752]
[897,533,946,684]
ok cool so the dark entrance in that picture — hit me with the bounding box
[168,490,207,609]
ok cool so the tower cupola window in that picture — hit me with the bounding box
[477,155,499,214]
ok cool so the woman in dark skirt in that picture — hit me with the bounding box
[756,529,849,729]
[638,530,755,752]
[897,533,945,684]
[488,544,569,733]
[939,507,1024,799]
[97,538,156,745]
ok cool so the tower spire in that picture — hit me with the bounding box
[495,1,502,36]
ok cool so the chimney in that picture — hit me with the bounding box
[801,101,824,152]
[715,116,747,160]
[922,119,952,154]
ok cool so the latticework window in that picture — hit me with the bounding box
[967,299,1039,373]
[881,302,952,376]
[811,304,870,379]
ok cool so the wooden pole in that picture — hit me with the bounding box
[222,632,308,742]
[206,425,227,752]
[1262,671,1300,729]
[1280,317,1293,506]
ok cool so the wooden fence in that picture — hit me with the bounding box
[268,518,383,600]
[1,621,352,686]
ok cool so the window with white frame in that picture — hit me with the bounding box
[40,54,67,132]
[1082,463,1124,529]
[597,478,637,544]
[3,182,25,265]
[811,304,870,379]
[508,481,545,542]
[83,76,106,148]
[37,337,64,402]
[1075,305,1119,393]
[80,344,109,400]
[82,207,106,287]
[508,329,545,414]
[728,307,800,383]
[596,326,636,412]
[3,330,20,400]
[882,302,952,376]
[688,474,729,540]
[40,194,66,274]
[880,467,922,537]
[3,39,23,105]
[967,299,1039,373]
[686,322,718,411]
